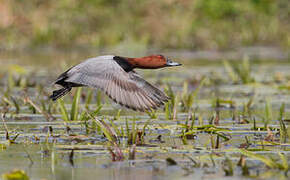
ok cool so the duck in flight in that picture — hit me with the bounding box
[50,55,181,112]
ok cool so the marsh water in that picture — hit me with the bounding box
[0,51,290,180]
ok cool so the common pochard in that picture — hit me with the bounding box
[50,55,181,111]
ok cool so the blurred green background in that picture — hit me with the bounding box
[0,0,289,52]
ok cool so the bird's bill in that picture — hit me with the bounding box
[166,58,182,66]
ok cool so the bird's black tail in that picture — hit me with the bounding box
[50,87,72,101]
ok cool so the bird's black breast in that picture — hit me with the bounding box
[113,56,134,72]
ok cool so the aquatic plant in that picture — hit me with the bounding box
[264,98,273,129]
[238,149,289,172]
[146,109,158,119]
[164,84,179,120]
[2,169,30,180]
[237,155,250,176]
[223,57,255,84]
[57,99,69,122]
[181,79,206,112]
[1,96,20,114]
[223,156,234,176]
[7,65,28,92]
[0,113,19,144]
[70,87,82,121]
[57,87,82,121]
[278,103,287,144]
[84,89,93,110]
[23,96,54,121]
[179,124,230,144]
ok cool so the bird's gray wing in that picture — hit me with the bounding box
[65,56,169,111]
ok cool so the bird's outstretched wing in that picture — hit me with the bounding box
[63,56,169,111]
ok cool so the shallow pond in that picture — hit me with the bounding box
[0,52,290,180]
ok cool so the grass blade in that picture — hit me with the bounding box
[70,87,82,121]
[85,89,93,110]
[278,103,287,143]
[57,99,69,122]
[278,152,288,171]
[223,60,238,83]
[238,149,278,169]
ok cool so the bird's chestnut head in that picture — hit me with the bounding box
[128,55,181,69]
